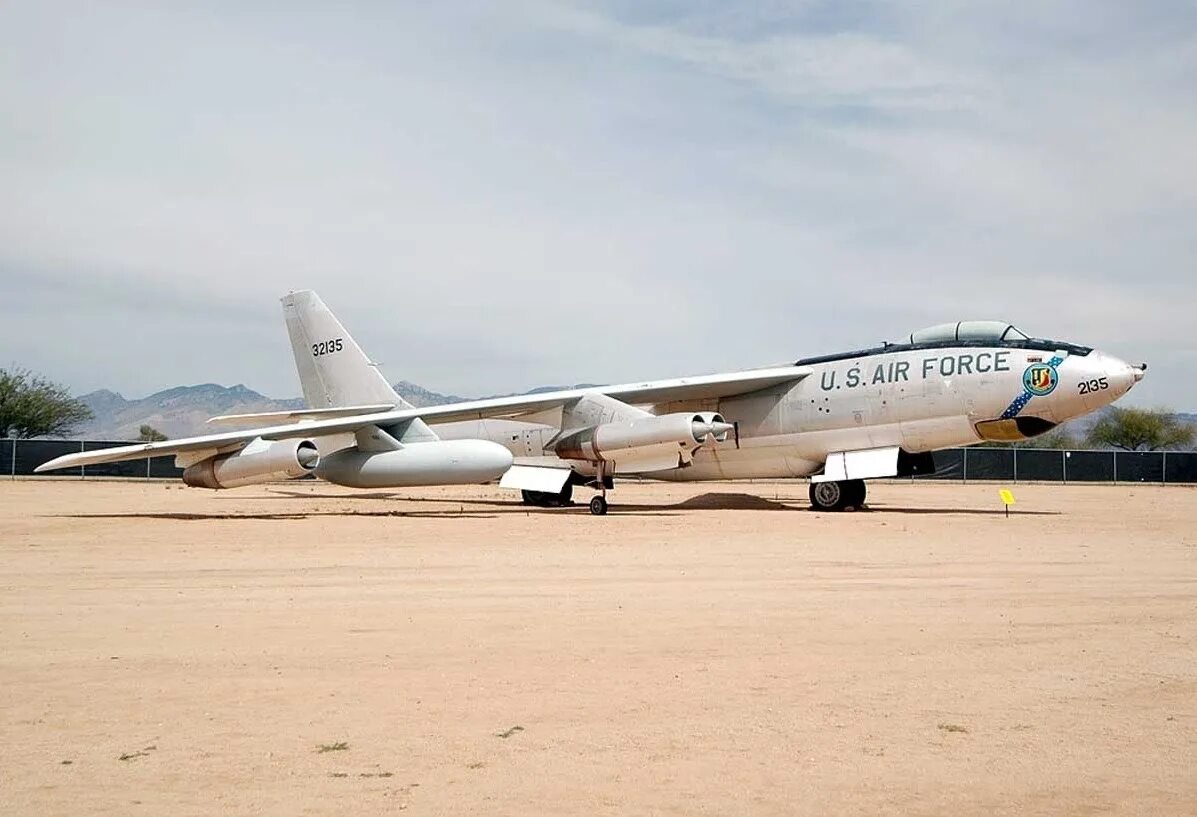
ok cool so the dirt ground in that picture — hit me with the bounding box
[0,478,1194,816]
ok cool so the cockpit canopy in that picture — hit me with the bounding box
[906,321,1029,345]
[793,320,1092,367]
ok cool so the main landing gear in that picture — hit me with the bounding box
[517,465,612,515]
[808,479,867,512]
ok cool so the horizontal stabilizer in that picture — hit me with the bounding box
[207,404,396,426]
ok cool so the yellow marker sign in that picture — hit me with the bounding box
[999,489,1015,505]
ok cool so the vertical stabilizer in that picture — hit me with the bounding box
[280,290,438,441]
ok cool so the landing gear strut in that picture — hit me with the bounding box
[809,479,867,512]
[589,461,610,515]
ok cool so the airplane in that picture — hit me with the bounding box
[36,291,1147,515]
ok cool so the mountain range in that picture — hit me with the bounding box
[76,381,584,439]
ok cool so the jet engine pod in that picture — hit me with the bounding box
[183,438,319,489]
[315,439,514,488]
[554,412,734,461]
[690,412,734,444]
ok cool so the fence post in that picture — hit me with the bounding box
[962,447,968,483]
[79,440,85,480]
[146,456,151,479]
[1062,449,1067,484]
[9,439,14,480]
[1162,450,1167,485]
[1112,451,1118,483]
[1013,448,1018,483]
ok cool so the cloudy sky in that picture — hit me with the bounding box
[2,2,1194,406]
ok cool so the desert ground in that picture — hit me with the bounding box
[0,478,1194,816]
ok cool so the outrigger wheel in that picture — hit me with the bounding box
[589,495,609,516]
[809,479,867,512]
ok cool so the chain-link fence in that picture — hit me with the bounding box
[4,438,1197,483]
[2,439,184,479]
[914,447,1197,483]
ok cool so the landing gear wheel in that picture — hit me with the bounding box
[589,495,609,516]
[844,479,867,510]
[809,479,867,511]
[810,480,847,512]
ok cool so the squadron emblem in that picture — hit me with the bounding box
[1022,363,1058,396]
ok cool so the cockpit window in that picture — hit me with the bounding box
[908,321,1015,345]
[794,320,1091,367]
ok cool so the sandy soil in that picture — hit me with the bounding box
[0,478,1194,816]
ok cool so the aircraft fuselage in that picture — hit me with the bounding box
[451,338,1143,481]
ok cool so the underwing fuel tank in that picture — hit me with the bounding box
[315,439,514,488]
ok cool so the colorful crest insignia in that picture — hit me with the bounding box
[1022,364,1058,396]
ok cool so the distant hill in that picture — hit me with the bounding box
[75,381,597,439]
[77,385,306,440]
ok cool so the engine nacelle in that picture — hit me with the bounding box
[315,439,514,488]
[183,438,319,489]
[554,412,731,462]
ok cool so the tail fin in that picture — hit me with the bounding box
[281,290,403,408]
[280,290,439,442]
[280,294,440,444]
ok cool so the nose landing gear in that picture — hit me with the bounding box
[809,479,867,512]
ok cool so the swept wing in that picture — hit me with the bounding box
[34,366,809,473]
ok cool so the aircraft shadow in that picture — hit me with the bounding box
[262,489,403,501]
[53,510,497,521]
[62,490,1061,520]
[412,492,805,513]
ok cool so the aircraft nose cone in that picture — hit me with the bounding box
[1102,353,1140,396]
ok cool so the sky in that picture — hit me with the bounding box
[2,2,1195,406]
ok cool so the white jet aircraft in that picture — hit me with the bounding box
[37,291,1146,515]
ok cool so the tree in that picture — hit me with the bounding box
[1025,426,1077,449]
[138,424,168,442]
[0,367,93,439]
[1086,407,1195,451]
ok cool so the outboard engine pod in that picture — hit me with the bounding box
[183,438,319,489]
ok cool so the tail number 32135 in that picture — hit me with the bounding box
[312,338,343,357]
